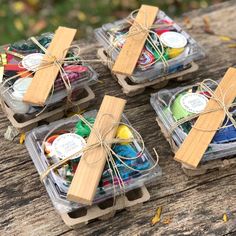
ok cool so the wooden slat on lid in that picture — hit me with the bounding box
[67,95,126,205]
[23,26,77,106]
[174,67,236,168]
[112,5,158,76]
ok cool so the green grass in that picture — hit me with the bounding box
[0,0,224,44]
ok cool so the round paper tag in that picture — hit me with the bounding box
[13,77,33,94]
[51,133,86,160]
[180,93,208,114]
[22,53,44,71]
[160,32,187,49]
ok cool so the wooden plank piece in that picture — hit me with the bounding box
[174,67,236,168]
[23,26,77,106]
[67,95,127,205]
[112,5,158,76]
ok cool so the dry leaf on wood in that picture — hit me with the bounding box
[151,206,162,226]
[183,16,193,29]
[203,16,215,35]
[223,213,228,222]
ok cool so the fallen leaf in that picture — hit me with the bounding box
[223,213,228,222]
[203,16,215,35]
[163,217,172,224]
[151,206,162,226]
[227,43,236,48]
[219,35,233,41]
[20,133,26,144]
[183,16,193,30]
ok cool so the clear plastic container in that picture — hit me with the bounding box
[25,110,162,213]
[150,81,236,163]
[95,10,205,83]
[0,33,98,115]
[0,65,98,114]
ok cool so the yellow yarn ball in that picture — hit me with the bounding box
[116,124,133,145]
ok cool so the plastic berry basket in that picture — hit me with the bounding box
[0,33,98,115]
[150,81,236,163]
[25,110,162,214]
[94,10,205,83]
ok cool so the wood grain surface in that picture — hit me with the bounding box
[0,1,236,235]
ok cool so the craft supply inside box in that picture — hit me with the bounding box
[0,32,98,126]
[94,9,204,83]
[25,110,162,214]
[150,79,236,165]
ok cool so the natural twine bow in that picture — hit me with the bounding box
[167,79,236,135]
[107,9,169,71]
[39,113,159,203]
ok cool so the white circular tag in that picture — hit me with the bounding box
[13,77,33,94]
[52,133,86,160]
[22,53,44,71]
[160,32,187,48]
[180,93,208,114]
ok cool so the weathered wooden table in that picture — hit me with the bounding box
[1,1,236,235]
